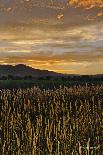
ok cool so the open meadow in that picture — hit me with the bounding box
[1,84,102,155]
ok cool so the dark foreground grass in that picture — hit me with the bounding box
[1,85,103,155]
[0,79,103,89]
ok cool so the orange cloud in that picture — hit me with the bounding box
[69,0,103,8]
[0,0,103,75]
[57,13,64,20]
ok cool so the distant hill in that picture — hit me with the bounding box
[0,64,62,78]
[0,64,103,79]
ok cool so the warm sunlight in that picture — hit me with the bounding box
[0,0,103,75]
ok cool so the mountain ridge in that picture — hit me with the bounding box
[0,64,103,78]
[0,64,62,77]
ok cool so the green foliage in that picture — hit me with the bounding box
[0,79,103,89]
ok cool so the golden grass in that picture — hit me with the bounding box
[1,85,102,154]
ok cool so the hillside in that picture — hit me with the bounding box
[0,64,62,77]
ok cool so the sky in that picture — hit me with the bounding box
[0,0,103,75]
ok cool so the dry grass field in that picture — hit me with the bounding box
[1,85,103,155]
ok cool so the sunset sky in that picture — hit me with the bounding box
[0,0,103,74]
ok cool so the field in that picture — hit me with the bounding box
[0,78,103,89]
[1,84,103,155]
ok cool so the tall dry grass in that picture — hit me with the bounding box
[1,85,103,154]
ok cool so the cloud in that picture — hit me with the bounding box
[0,0,103,74]
[69,0,103,8]
[0,0,103,29]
